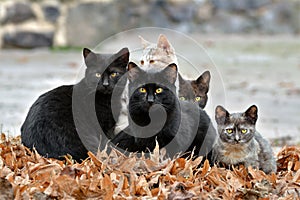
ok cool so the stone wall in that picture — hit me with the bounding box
[0,0,299,48]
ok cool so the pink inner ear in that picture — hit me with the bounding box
[157,34,171,50]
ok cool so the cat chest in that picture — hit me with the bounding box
[218,143,255,165]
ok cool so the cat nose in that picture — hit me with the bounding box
[235,134,240,141]
[102,78,109,86]
[147,95,154,103]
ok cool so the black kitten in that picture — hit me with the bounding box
[111,62,216,159]
[178,71,210,109]
[21,48,129,161]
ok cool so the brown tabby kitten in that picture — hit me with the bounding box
[178,71,210,109]
[212,105,277,174]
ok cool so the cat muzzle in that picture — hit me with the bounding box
[147,95,154,103]
[102,78,109,86]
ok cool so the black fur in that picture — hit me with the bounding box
[111,62,216,159]
[21,48,129,161]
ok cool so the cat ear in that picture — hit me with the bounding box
[215,105,230,125]
[139,35,151,49]
[83,48,97,67]
[115,47,130,66]
[195,70,210,92]
[157,34,174,53]
[162,63,178,84]
[196,71,210,85]
[244,105,258,124]
[127,62,142,82]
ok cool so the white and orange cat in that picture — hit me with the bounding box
[139,34,179,70]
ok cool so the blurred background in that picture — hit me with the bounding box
[0,0,299,148]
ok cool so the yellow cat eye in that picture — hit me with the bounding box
[139,87,147,93]
[149,60,155,64]
[226,129,233,134]
[195,96,201,102]
[95,73,101,78]
[179,96,186,101]
[241,129,247,134]
[156,88,163,94]
[110,72,118,78]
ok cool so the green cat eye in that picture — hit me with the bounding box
[226,129,233,134]
[195,96,201,102]
[179,96,186,101]
[95,73,101,78]
[156,88,163,94]
[241,129,248,134]
[139,87,147,93]
[110,72,118,78]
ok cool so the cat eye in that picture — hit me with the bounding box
[195,96,201,102]
[179,97,186,101]
[110,72,118,78]
[156,88,163,94]
[149,60,155,64]
[226,129,233,134]
[140,60,144,65]
[95,73,101,78]
[241,129,248,134]
[139,87,147,93]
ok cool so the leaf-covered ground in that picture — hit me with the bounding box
[0,133,299,200]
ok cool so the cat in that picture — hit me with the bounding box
[111,62,217,159]
[140,34,211,109]
[139,34,179,70]
[178,71,210,109]
[114,34,179,134]
[212,105,277,174]
[21,47,129,161]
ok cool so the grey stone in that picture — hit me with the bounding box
[3,31,54,48]
[65,0,174,47]
[258,2,300,34]
[43,5,60,23]
[2,2,36,24]
[208,11,257,33]
[212,0,271,11]
[66,2,120,47]
[162,1,197,23]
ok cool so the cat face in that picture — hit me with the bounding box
[215,105,258,144]
[179,71,210,109]
[127,62,178,125]
[83,48,129,94]
[139,34,178,69]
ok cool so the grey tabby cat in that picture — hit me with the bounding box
[212,105,277,174]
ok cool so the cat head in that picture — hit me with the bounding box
[215,105,258,144]
[127,61,178,124]
[83,47,129,94]
[139,34,178,69]
[179,71,210,109]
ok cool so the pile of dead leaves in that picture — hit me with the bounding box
[0,134,299,199]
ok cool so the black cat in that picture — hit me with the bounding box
[178,71,211,109]
[21,48,129,161]
[111,62,216,159]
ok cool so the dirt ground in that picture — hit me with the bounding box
[0,33,299,148]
